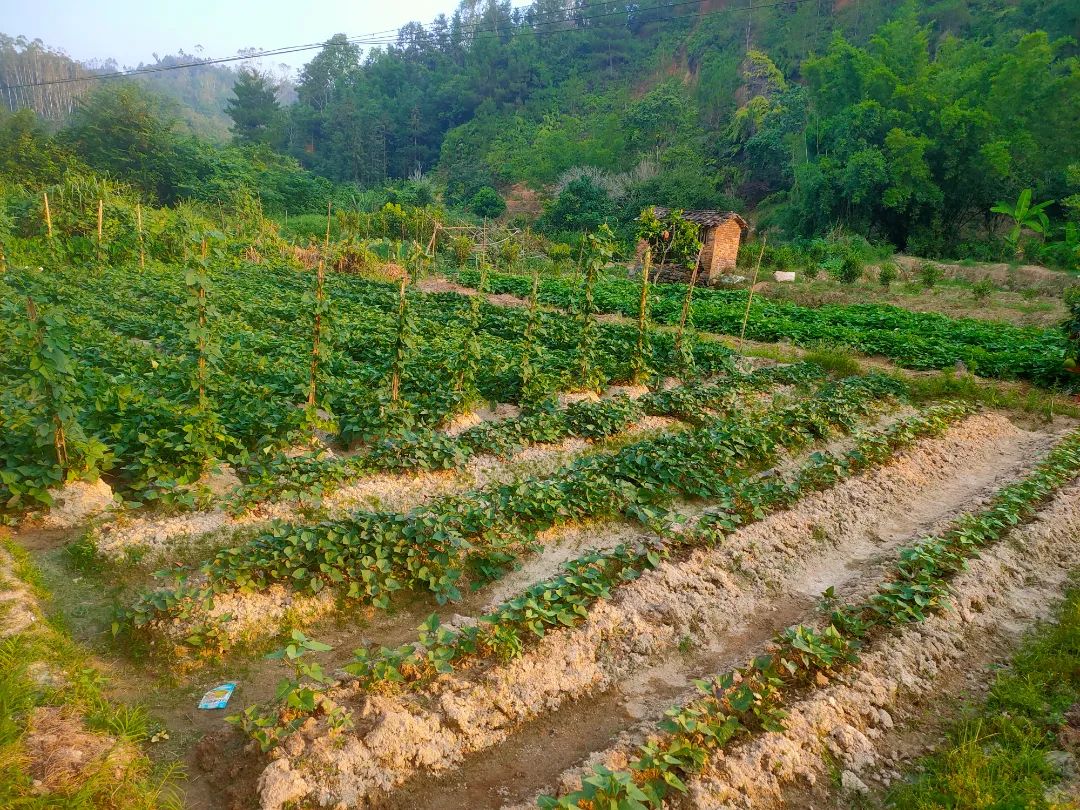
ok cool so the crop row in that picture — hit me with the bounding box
[229,364,772,510]
[458,269,1072,387]
[119,369,900,647]
[227,400,973,752]
[541,424,1080,808]
[2,259,734,511]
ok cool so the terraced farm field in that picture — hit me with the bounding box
[5,255,1080,810]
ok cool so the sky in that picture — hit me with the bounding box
[3,0,502,74]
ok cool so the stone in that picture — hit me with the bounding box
[203,464,241,499]
[41,479,114,529]
[841,770,870,795]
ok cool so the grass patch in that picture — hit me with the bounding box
[888,577,1080,808]
[903,372,1080,420]
[0,532,183,809]
[802,346,865,378]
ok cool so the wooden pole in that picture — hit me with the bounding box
[198,238,208,410]
[481,219,488,271]
[25,296,68,468]
[738,235,767,353]
[390,274,407,402]
[136,203,145,269]
[96,199,104,266]
[426,220,439,257]
[43,191,53,239]
[569,236,586,314]
[529,261,540,319]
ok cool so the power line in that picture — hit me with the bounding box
[4,0,825,90]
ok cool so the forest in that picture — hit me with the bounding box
[2,0,1079,259]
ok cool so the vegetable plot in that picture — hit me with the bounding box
[460,269,1073,387]
[541,426,1080,808]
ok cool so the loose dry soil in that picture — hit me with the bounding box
[254,411,1074,810]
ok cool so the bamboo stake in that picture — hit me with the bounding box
[527,261,540,331]
[633,248,652,386]
[390,274,407,402]
[567,236,587,315]
[198,238,208,410]
[43,191,53,239]
[481,219,488,270]
[426,220,439,257]
[307,202,332,408]
[27,296,68,468]
[135,203,145,269]
[324,200,332,253]
[738,235,767,354]
[307,258,325,408]
[96,198,104,267]
[674,248,703,371]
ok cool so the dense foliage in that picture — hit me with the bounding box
[6,1,1080,258]
[0,84,330,216]
[226,0,1079,256]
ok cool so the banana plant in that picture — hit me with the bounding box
[991,188,1054,250]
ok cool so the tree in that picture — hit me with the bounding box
[60,83,186,203]
[226,69,280,145]
[296,35,361,112]
[0,108,76,184]
[538,176,617,235]
[468,186,506,219]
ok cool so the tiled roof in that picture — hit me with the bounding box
[652,208,749,229]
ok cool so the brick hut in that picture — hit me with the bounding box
[649,208,750,286]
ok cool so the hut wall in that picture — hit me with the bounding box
[708,219,743,281]
[699,226,716,274]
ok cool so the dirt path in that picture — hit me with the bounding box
[255,412,1070,810]
[378,599,812,810]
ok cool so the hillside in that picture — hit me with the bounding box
[2,0,1079,261]
[220,0,1076,258]
[4,3,1080,806]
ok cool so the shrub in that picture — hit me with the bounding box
[835,252,863,284]
[879,262,898,289]
[499,239,522,268]
[468,186,506,219]
[451,235,473,267]
[1064,286,1080,358]
[547,242,572,265]
[919,262,943,289]
[972,278,995,301]
[536,176,617,235]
